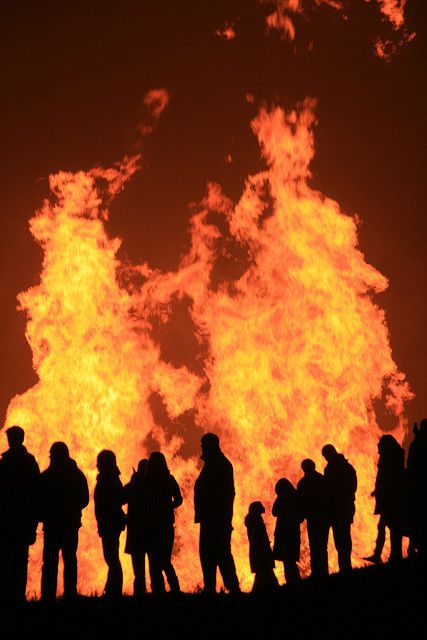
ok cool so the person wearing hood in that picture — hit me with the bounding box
[321,443,357,573]
[194,432,240,593]
[0,425,40,603]
[39,441,89,602]
[94,449,126,599]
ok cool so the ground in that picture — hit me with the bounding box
[2,557,425,638]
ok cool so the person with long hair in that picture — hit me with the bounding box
[94,449,126,598]
[144,451,182,593]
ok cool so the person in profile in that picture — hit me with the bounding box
[144,451,182,593]
[194,432,240,594]
[244,501,279,593]
[407,419,427,557]
[297,458,329,578]
[272,478,303,585]
[364,435,406,564]
[94,449,126,599]
[123,458,148,597]
[321,444,357,573]
[39,441,89,602]
[0,425,40,603]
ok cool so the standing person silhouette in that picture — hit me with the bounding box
[321,444,357,573]
[39,442,89,602]
[94,450,126,599]
[244,501,279,593]
[144,451,182,593]
[194,432,241,594]
[297,459,329,578]
[364,435,406,564]
[0,425,40,604]
[272,478,303,585]
[407,419,427,556]
[123,459,148,597]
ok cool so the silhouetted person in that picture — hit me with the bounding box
[123,459,148,597]
[39,442,89,602]
[407,419,427,556]
[297,459,329,578]
[322,444,357,572]
[272,478,303,585]
[0,425,40,603]
[244,501,279,593]
[364,435,406,564]
[194,432,240,593]
[94,450,126,599]
[144,451,182,593]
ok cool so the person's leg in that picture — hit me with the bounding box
[131,552,146,596]
[41,530,60,602]
[162,528,180,593]
[217,528,240,593]
[102,533,123,597]
[9,543,29,603]
[332,520,352,572]
[199,525,217,593]
[147,545,166,594]
[62,530,79,600]
[308,520,329,578]
[389,523,403,562]
[283,560,301,584]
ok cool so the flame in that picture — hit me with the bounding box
[5,99,413,597]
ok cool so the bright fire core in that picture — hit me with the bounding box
[5,100,413,597]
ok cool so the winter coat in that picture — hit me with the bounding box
[0,445,40,544]
[94,472,126,538]
[40,458,89,533]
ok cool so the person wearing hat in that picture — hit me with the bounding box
[0,425,40,603]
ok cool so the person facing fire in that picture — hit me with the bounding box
[321,443,357,572]
[272,478,304,585]
[94,449,126,599]
[407,419,427,556]
[123,458,149,597]
[364,435,406,564]
[244,501,279,592]
[143,451,182,593]
[0,425,40,603]
[39,441,89,602]
[194,432,241,593]
[297,458,329,578]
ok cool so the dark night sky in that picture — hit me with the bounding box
[1,0,426,429]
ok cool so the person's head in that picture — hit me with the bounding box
[321,444,338,462]
[146,451,168,479]
[419,418,427,436]
[200,432,221,460]
[377,434,397,454]
[6,425,25,448]
[275,477,295,497]
[97,449,118,475]
[49,441,70,466]
[248,501,265,516]
[301,458,316,475]
[137,458,148,475]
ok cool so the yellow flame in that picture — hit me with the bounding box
[5,101,413,597]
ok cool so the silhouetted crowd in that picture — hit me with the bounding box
[0,421,426,604]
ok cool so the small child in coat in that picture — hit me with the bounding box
[244,501,279,592]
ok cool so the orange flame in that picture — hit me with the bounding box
[5,99,413,597]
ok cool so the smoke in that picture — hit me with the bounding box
[261,0,414,59]
[138,88,171,137]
